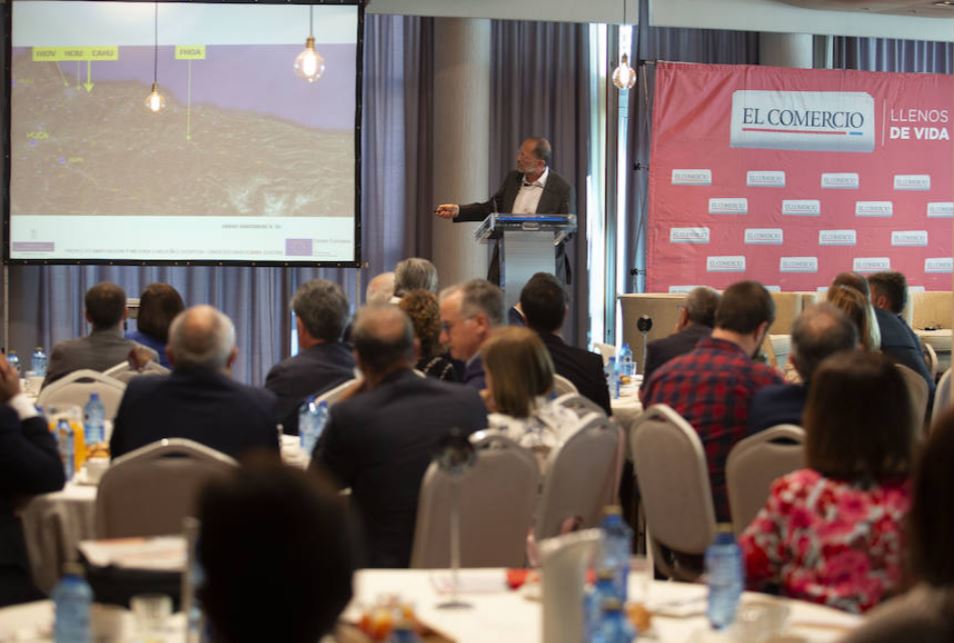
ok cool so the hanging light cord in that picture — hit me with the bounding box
[152,2,159,83]
[309,6,314,39]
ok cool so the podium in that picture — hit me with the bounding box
[475,213,577,311]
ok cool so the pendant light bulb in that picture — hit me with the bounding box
[294,36,326,83]
[145,82,166,112]
[612,53,637,90]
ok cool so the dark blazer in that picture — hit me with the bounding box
[265,342,355,435]
[0,406,65,606]
[538,332,611,415]
[311,370,488,568]
[462,356,486,390]
[747,383,808,434]
[874,308,935,402]
[110,369,280,460]
[455,169,573,284]
[44,328,158,387]
[640,323,712,396]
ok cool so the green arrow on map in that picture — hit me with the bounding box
[83,60,94,93]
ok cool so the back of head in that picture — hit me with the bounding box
[685,287,720,328]
[481,326,554,418]
[911,410,954,586]
[825,285,872,351]
[867,271,908,314]
[351,304,415,375]
[365,272,395,305]
[136,283,185,343]
[714,281,775,334]
[459,279,504,327]
[804,351,914,482]
[790,303,858,382]
[394,258,438,297]
[197,458,357,643]
[167,305,235,371]
[292,279,349,342]
[831,271,870,300]
[398,290,442,360]
[85,282,127,330]
[519,272,566,333]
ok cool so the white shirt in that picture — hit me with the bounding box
[510,167,550,215]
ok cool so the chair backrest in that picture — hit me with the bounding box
[534,413,623,541]
[726,424,805,536]
[922,340,939,380]
[315,377,359,407]
[37,369,126,419]
[931,368,952,426]
[410,432,539,568]
[553,392,604,419]
[552,374,579,396]
[630,404,716,579]
[103,359,170,384]
[95,438,237,538]
[895,363,929,435]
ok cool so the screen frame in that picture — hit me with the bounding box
[2,0,364,268]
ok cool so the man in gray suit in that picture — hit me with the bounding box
[42,282,157,387]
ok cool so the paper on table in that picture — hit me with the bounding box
[429,571,507,594]
[79,536,186,572]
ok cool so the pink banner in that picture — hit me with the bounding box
[647,62,953,293]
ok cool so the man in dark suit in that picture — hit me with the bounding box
[43,282,158,387]
[311,304,487,568]
[265,279,355,435]
[434,137,573,284]
[110,305,279,460]
[639,287,720,402]
[749,303,858,433]
[438,279,503,390]
[868,272,935,406]
[0,354,65,606]
[519,272,610,415]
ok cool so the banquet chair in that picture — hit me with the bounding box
[534,413,623,541]
[923,340,939,380]
[553,392,604,418]
[315,377,360,406]
[552,374,579,396]
[726,424,805,536]
[931,368,952,426]
[895,363,929,435]
[95,438,237,538]
[410,432,539,568]
[630,404,716,581]
[103,359,170,384]
[37,369,126,419]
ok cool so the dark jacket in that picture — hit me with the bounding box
[538,332,611,415]
[747,383,808,434]
[265,342,355,435]
[640,323,712,397]
[874,307,935,405]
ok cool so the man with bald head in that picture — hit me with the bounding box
[110,305,279,460]
[311,304,487,568]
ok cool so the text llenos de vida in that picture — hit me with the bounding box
[888,107,950,141]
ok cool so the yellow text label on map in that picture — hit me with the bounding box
[31,47,118,61]
[175,45,206,60]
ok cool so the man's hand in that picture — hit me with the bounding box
[128,346,155,371]
[434,204,460,219]
[0,355,21,403]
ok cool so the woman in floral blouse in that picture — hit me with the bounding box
[740,350,916,614]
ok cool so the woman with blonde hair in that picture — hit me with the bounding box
[827,284,876,351]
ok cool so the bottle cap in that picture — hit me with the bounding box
[62,562,85,577]
[90,392,100,401]
[596,568,615,581]
[602,505,623,516]
[600,597,623,611]
[716,522,733,533]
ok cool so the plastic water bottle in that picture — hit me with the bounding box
[31,346,48,377]
[604,357,619,400]
[7,350,20,376]
[619,343,635,380]
[53,563,93,643]
[706,524,744,630]
[584,568,617,641]
[83,393,106,445]
[592,597,636,643]
[57,418,75,480]
[600,506,633,601]
[299,398,329,455]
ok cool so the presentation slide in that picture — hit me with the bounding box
[8,1,360,265]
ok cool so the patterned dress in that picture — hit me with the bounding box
[740,468,911,614]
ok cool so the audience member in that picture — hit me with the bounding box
[439,279,503,389]
[519,273,611,414]
[867,271,934,405]
[482,326,581,455]
[365,272,395,305]
[398,290,457,381]
[826,285,874,351]
[110,305,279,460]
[748,303,857,432]
[640,286,720,400]
[832,272,881,349]
[839,409,954,642]
[265,280,355,435]
[43,282,158,387]
[197,458,358,643]
[126,283,185,368]
[311,305,487,567]
[393,258,438,298]
[642,280,783,521]
[0,355,65,606]
[741,351,915,614]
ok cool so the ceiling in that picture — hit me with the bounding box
[780,0,954,17]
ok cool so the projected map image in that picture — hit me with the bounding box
[11,45,355,218]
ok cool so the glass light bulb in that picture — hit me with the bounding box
[294,37,326,83]
[144,82,166,112]
[612,54,637,91]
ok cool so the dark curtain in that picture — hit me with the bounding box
[833,37,954,74]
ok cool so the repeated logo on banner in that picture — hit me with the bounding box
[647,62,953,293]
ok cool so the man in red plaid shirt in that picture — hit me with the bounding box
[642,281,783,523]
